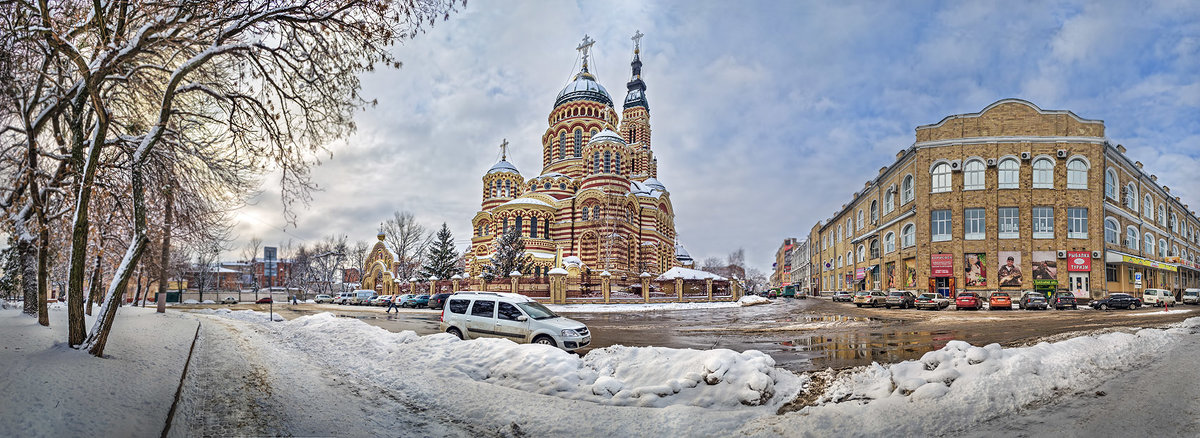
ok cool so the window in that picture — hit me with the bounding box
[515,216,524,236]
[603,151,612,173]
[901,175,914,204]
[581,206,589,221]
[615,153,622,174]
[931,163,951,193]
[1067,159,1088,189]
[884,188,895,214]
[870,201,878,224]
[1105,218,1119,244]
[470,300,495,317]
[530,216,538,238]
[1106,265,1118,282]
[964,208,985,240]
[1158,204,1166,226]
[1033,158,1054,189]
[901,223,915,248]
[998,159,1019,189]
[857,245,865,262]
[884,232,896,253]
[847,219,853,236]
[1068,208,1088,239]
[1159,239,1167,258]
[557,132,566,160]
[998,207,1019,239]
[869,239,880,259]
[1173,245,1179,258]
[447,299,469,314]
[837,256,842,268]
[931,210,951,242]
[1032,207,1054,239]
[1127,226,1139,250]
[837,224,842,241]
[1144,195,1153,218]
[1170,211,1177,232]
[573,129,582,157]
[1105,168,1118,199]
[1126,183,1138,210]
[544,218,550,236]
[847,251,853,266]
[1145,233,1155,255]
[559,183,566,190]
[857,210,864,229]
[503,180,510,197]
[544,182,551,190]
[964,160,985,190]
[497,302,523,321]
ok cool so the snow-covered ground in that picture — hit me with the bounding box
[5,303,1200,436]
[547,300,746,313]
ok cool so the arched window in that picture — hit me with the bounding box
[592,152,600,172]
[530,216,538,238]
[581,206,589,221]
[837,224,842,241]
[515,216,523,236]
[574,129,583,157]
[847,251,853,266]
[931,163,951,193]
[1067,159,1088,189]
[902,223,915,248]
[1127,226,1139,249]
[869,239,880,259]
[964,159,985,190]
[857,245,865,262]
[884,232,896,253]
[870,201,878,224]
[1126,183,1138,210]
[857,210,864,229]
[603,151,612,173]
[503,180,510,197]
[1033,158,1054,189]
[1170,211,1178,232]
[1159,239,1167,258]
[901,175,914,204]
[558,131,566,160]
[998,158,1019,189]
[884,188,895,214]
[1144,195,1153,218]
[1105,218,1119,244]
[1158,204,1166,226]
[1105,168,1118,199]
[544,218,551,237]
[837,256,842,268]
[1173,245,1179,257]
[1145,233,1155,255]
[616,153,622,174]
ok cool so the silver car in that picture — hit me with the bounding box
[440,292,591,352]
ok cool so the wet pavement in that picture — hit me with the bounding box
[176,298,1198,373]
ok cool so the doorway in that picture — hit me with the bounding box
[935,277,951,297]
[1068,272,1090,299]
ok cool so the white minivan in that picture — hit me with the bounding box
[1142,288,1176,307]
[1184,289,1200,305]
[439,292,591,352]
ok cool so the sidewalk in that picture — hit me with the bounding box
[0,304,200,438]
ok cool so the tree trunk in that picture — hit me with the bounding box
[67,110,110,347]
[85,161,149,357]
[157,186,173,307]
[133,268,143,306]
[36,227,50,326]
[18,236,39,320]
[86,254,101,316]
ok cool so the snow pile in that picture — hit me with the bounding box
[750,316,1200,436]
[183,299,200,304]
[195,308,284,321]
[209,310,804,410]
[738,295,770,307]
[201,300,216,304]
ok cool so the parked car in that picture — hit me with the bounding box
[256,297,273,304]
[1050,292,1078,310]
[955,292,981,310]
[1090,293,1142,310]
[313,294,333,304]
[428,293,453,310]
[853,291,887,308]
[1142,288,1176,307]
[988,292,1013,310]
[440,291,591,352]
[1018,292,1048,310]
[1183,289,1200,305]
[914,293,950,310]
[350,290,377,305]
[396,294,417,307]
[334,292,354,305]
[884,291,916,309]
[832,291,853,302]
[409,295,430,308]
[372,295,393,306]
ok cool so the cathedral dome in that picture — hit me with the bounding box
[642,177,666,191]
[588,128,625,145]
[486,159,520,175]
[554,71,612,108]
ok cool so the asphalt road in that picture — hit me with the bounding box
[175,298,1198,372]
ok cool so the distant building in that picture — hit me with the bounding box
[770,238,798,289]
[789,240,811,294]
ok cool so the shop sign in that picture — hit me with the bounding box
[1033,279,1058,287]
[1066,252,1092,272]
[1121,255,1178,272]
[855,268,867,280]
[931,254,954,277]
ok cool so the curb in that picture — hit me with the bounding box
[161,321,201,438]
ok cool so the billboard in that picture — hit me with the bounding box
[998,251,1023,287]
[904,259,916,288]
[264,246,278,277]
[1032,251,1057,280]
[1066,251,1092,272]
[885,262,896,290]
[931,254,954,277]
[964,253,987,287]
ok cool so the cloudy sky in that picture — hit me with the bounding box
[231,0,1200,272]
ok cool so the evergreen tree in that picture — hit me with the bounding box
[0,243,20,301]
[421,223,462,280]
[483,226,531,282]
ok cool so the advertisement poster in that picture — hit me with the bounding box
[931,254,954,277]
[998,251,1023,287]
[904,259,916,288]
[1066,251,1092,272]
[885,262,896,290]
[1032,251,1057,280]
[964,253,987,287]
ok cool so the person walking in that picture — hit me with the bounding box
[386,296,399,314]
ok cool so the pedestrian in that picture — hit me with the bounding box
[291,295,298,305]
[386,296,399,313]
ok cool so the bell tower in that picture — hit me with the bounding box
[620,30,655,181]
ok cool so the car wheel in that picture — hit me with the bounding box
[1130,303,1140,310]
[533,335,556,347]
[447,327,463,340]
[856,304,862,308]
[1099,303,1109,310]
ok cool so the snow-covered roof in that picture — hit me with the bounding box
[656,267,727,281]
[674,242,693,261]
[588,128,625,145]
[486,159,520,175]
[537,172,568,179]
[563,256,583,267]
[555,70,612,108]
[548,267,568,275]
[501,197,553,208]
[643,177,667,191]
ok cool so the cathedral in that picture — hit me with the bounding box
[466,33,684,282]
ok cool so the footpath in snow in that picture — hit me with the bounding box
[0,304,199,438]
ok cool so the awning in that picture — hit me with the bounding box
[1106,251,1178,272]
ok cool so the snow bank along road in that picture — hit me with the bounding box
[173,308,1200,436]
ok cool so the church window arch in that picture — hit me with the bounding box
[604,151,612,173]
[516,216,523,236]
[574,129,583,157]
[558,131,566,160]
[545,218,551,237]
[503,180,510,197]
[582,206,589,221]
[615,153,622,174]
[530,216,538,238]
[592,152,600,173]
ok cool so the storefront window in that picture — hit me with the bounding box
[1106,265,1118,282]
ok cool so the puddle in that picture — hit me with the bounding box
[770,329,959,371]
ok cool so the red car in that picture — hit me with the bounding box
[988,292,1012,310]
[955,292,980,310]
[256,297,273,304]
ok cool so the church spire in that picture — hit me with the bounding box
[624,30,648,110]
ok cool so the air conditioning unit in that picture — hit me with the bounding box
[1056,250,1067,258]
[986,158,997,167]
[1093,251,1102,259]
[1020,152,1032,160]
[949,160,963,171]
[1056,149,1068,158]
[888,184,897,193]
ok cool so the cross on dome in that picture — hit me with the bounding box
[576,34,595,70]
[631,30,644,53]
[499,138,509,160]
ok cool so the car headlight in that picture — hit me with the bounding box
[561,329,580,337]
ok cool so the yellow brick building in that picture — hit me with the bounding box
[809,99,1200,301]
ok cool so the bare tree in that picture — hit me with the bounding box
[241,236,263,289]
[349,239,370,281]
[379,211,431,281]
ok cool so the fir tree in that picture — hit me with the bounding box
[483,226,532,282]
[420,223,462,280]
[0,243,20,301]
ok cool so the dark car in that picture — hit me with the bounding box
[256,297,273,304]
[427,293,453,310]
[955,292,981,310]
[1050,292,1078,310]
[884,291,916,309]
[405,294,430,308]
[1091,293,1141,310]
[1019,293,1048,310]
